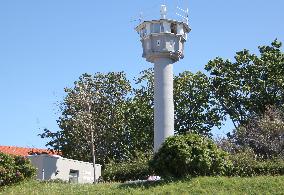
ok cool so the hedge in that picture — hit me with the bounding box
[0,152,36,186]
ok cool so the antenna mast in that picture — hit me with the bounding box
[176,6,189,24]
[139,12,143,22]
[160,5,167,19]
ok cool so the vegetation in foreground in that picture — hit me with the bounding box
[0,153,36,186]
[1,176,284,195]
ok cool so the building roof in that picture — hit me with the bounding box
[0,145,59,156]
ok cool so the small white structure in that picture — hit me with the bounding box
[28,154,101,184]
[135,5,190,152]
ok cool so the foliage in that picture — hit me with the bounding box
[228,148,259,176]
[217,138,284,177]
[0,153,36,186]
[103,153,152,182]
[205,39,284,127]
[228,148,284,176]
[253,158,284,176]
[40,178,68,184]
[218,106,284,159]
[234,106,284,158]
[149,134,232,178]
[131,69,223,136]
[40,72,132,165]
[2,176,284,194]
[123,69,154,156]
[174,71,223,136]
[40,69,223,165]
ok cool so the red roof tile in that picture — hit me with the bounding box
[0,145,59,156]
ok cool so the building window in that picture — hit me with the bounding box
[69,169,79,183]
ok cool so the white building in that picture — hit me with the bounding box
[28,154,101,184]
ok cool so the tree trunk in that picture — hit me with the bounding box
[91,130,97,184]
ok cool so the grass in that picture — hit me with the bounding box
[1,176,284,195]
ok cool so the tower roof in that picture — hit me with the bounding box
[135,19,191,33]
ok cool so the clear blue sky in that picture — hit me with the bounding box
[0,0,283,148]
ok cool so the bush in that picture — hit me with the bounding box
[0,153,36,186]
[149,134,232,178]
[229,148,259,176]
[229,148,284,176]
[254,159,284,175]
[232,106,284,158]
[103,158,152,182]
[103,161,151,182]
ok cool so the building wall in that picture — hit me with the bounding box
[28,154,101,184]
[29,155,44,180]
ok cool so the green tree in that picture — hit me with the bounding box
[41,69,223,164]
[64,73,97,183]
[174,71,223,136]
[40,72,131,165]
[205,39,284,127]
[127,68,223,137]
[123,69,154,156]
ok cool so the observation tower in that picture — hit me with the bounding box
[135,5,191,152]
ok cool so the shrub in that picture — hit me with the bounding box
[149,134,232,178]
[229,148,259,176]
[254,158,284,175]
[0,153,36,186]
[232,106,284,158]
[103,161,151,182]
[103,153,152,182]
[102,151,153,182]
[229,148,284,176]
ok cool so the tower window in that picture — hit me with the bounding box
[151,23,161,33]
[160,23,164,32]
[157,40,161,47]
[170,23,177,34]
[140,27,147,38]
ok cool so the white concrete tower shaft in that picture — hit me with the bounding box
[154,57,174,152]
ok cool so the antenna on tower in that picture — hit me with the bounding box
[130,11,144,27]
[160,5,167,19]
[176,6,189,24]
[139,11,143,23]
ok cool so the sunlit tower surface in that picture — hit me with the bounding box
[135,5,191,152]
